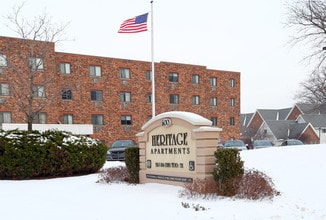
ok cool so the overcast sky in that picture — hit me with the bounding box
[0,0,311,113]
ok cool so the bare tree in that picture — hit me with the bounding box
[285,0,326,104]
[1,3,68,132]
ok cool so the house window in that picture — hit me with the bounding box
[33,85,45,98]
[170,94,179,104]
[211,117,217,126]
[230,78,235,88]
[192,74,199,84]
[62,89,72,100]
[0,112,11,124]
[33,112,47,124]
[230,117,235,126]
[119,68,130,79]
[120,92,131,102]
[91,90,102,101]
[90,66,101,76]
[60,63,71,74]
[29,57,44,70]
[230,98,235,107]
[146,70,152,81]
[146,93,152,103]
[169,72,178,82]
[0,83,9,96]
[210,97,217,106]
[121,115,132,125]
[210,77,217,86]
[192,95,200,105]
[0,54,7,67]
[92,114,103,125]
[63,114,73,124]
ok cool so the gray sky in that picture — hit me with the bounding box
[0,0,311,113]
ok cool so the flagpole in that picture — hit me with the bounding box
[150,0,155,117]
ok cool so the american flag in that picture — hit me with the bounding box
[118,13,148,33]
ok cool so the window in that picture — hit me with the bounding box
[170,94,179,104]
[33,112,46,124]
[63,114,73,124]
[230,78,235,88]
[62,89,72,100]
[29,57,44,70]
[60,63,71,74]
[146,93,152,103]
[211,117,217,126]
[210,97,217,106]
[192,95,200,105]
[0,83,9,96]
[230,98,235,107]
[92,114,103,125]
[230,117,235,126]
[0,112,11,124]
[119,68,130,79]
[120,92,131,102]
[91,90,102,101]
[90,66,101,76]
[0,54,7,67]
[210,77,217,86]
[169,72,178,82]
[121,115,132,125]
[192,74,199,84]
[33,85,45,98]
[146,70,152,81]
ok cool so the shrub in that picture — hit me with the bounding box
[236,169,280,200]
[0,129,107,179]
[125,147,139,183]
[97,166,130,183]
[179,178,218,199]
[213,148,244,196]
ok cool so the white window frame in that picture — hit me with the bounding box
[170,94,179,104]
[230,78,235,88]
[0,112,11,123]
[210,97,217,106]
[119,68,130,79]
[90,90,103,101]
[63,114,73,124]
[146,93,152,103]
[120,92,131,102]
[230,98,235,107]
[146,70,152,81]
[33,112,47,124]
[121,115,132,125]
[0,54,7,67]
[90,65,101,77]
[210,77,217,86]
[92,114,103,125]
[60,63,71,74]
[192,95,200,105]
[33,85,45,98]
[29,57,44,70]
[192,74,199,84]
[169,72,178,82]
[0,83,9,96]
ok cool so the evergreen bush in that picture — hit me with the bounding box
[0,129,107,179]
[124,147,139,183]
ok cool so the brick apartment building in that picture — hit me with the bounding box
[0,36,240,145]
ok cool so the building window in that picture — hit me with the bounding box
[90,65,101,77]
[211,117,217,126]
[92,114,103,125]
[230,117,235,126]
[146,70,152,81]
[33,112,47,124]
[192,95,200,105]
[121,115,132,125]
[33,85,45,98]
[230,98,235,107]
[210,77,217,86]
[0,54,7,67]
[146,93,152,103]
[0,112,11,124]
[230,78,235,88]
[210,97,217,106]
[91,90,102,101]
[62,89,72,100]
[170,94,179,104]
[0,83,9,96]
[60,63,71,74]
[63,114,73,124]
[29,57,44,70]
[120,92,131,102]
[119,68,130,79]
[192,74,199,84]
[169,72,178,82]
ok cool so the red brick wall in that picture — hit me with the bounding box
[0,36,240,146]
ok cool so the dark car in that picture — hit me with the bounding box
[253,140,274,149]
[221,140,248,151]
[106,140,137,161]
[281,139,304,146]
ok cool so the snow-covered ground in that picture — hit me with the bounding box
[1,144,326,220]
